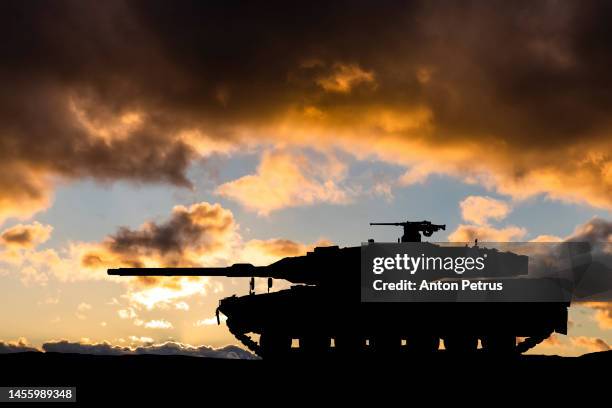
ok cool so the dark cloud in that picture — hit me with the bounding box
[568,217,612,244]
[43,340,128,356]
[0,339,39,354]
[81,202,236,269]
[42,340,257,359]
[0,222,52,249]
[567,217,612,305]
[0,0,611,220]
[108,202,234,260]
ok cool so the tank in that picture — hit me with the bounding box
[108,220,571,358]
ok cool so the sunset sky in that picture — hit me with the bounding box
[0,1,610,357]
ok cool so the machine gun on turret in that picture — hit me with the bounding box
[370,220,446,242]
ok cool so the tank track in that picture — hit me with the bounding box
[229,326,263,356]
[514,331,553,354]
[230,328,552,357]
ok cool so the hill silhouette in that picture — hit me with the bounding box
[0,350,609,403]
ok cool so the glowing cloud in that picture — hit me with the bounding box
[143,319,174,329]
[459,196,511,226]
[584,302,612,330]
[1,1,612,226]
[316,63,376,93]
[570,336,610,352]
[0,222,53,249]
[448,196,525,242]
[448,224,527,243]
[216,150,350,215]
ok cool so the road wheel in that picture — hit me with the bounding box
[481,335,516,355]
[334,335,364,355]
[408,335,440,353]
[300,335,330,355]
[259,331,291,359]
[443,335,478,353]
[372,335,402,354]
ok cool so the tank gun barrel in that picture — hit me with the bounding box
[107,257,321,284]
[108,264,271,278]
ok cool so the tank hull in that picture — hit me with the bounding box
[219,286,568,356]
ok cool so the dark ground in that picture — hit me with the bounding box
[0,351,610,404]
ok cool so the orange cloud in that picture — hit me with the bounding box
[529,234,563,243]
[583,302,612,330]
[539,333,563,347]
[316,63,376,93]
[2,2,612,225]
[241,238,333,265]
[0,222,53,249]
[570,336,610,352]
[216,150,350,215]
[96,202,238,268]
[4,201,333,311]
[448,224,527,243]
[459,196,511,226]
[447,195,528,242]
[73,202,239,308]
[0,167,53,227]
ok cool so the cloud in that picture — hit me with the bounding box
[42,340,130,356]
[0,222,53,249]
[448,224,527,242]
[102,202,237,267]
[41,340,257,359]
[583,302,612,330]
[566,217,612,305]
[77,302,92,312]
[76,202,239,307]
[539,333,563,348]
[118,308,137,319]
[73,201,328,308]
[241,238,333,265]
[195,315,227,326]
[75,302,92,320]
[534,334,611,355]
[566,217,612,243]
[448,195,528,242]
[143,319,173,329]
[570,336,610,352]
[216,150,350,215]
[459,196,511,226]
[530,234,564,243]
[19,266,49,286]
[0,200,328,319]
[128,336,153,344]
[315,63,376,93]
[1,1,610,225]
[0,338,39,354]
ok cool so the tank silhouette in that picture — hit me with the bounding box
[108,220,569,358]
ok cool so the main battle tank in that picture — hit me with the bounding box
[108,220,572,358]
